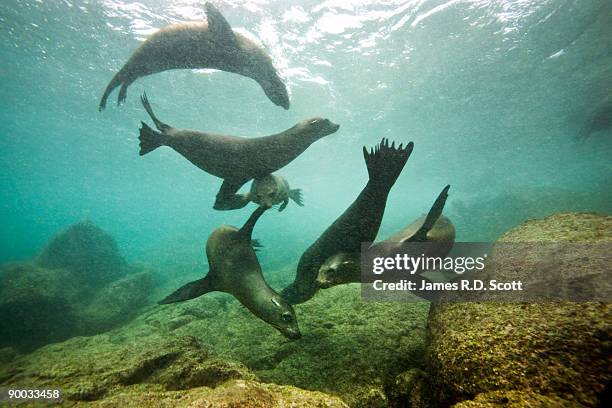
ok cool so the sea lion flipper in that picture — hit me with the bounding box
[204,2,238,48]
[214,179,250,210]
[159,276,213,304]
[363,138,414,188]
[251,239,264,251]
[288,189,304,207]
[408,185,451,242]
[141,92,171,132]
[279,200,288,212]
[239,206,268,240]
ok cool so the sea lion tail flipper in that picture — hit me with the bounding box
[204,2,238,48]
[363,138,414,188]
[141,92,171,132]
[408,185,451,242]
[288,189,304,207]
[158,277,213,304]
[139,122,164,156]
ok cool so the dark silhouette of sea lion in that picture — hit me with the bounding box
[281,138,414,304]
[316,194,453,290]
[99,2,289,110]
[159,206,301,340]
[138,93,339,210]
[578,97,612,139]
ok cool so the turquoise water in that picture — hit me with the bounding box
[1,0,610,274]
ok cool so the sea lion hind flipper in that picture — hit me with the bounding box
[139,122,164,156]
[159,276,213,304]
[204,2,238,48]
[363,138,414,188]
[408,185,451,242]
[141,92,171,132]
[288,189,304,207]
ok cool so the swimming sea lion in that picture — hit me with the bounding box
[281,138,413,304]
[248,173,303,211]
[138,93,339,210]
[316,210,454,290]
[159,206,301,340]
[578,96,612,139]
[99,2,289,110]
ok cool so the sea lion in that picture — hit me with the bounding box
[247,173,303,211]
[316,211,454,290]
[578,96,611,139]
[159,206,301,340]
[99,2,289,110]
[281,138,414,304]
[138,93,339,210]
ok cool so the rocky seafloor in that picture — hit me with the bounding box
[0,212,610,407]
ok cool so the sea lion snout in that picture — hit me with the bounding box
[283,327,302,340]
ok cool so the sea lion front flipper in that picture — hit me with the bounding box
[239,206,269,240]
[159,276,213,304]
[204,2,238,48]
[214,179,249,210]
[408,185,451,242]
[279,200,288,212]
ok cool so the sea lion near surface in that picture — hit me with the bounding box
[159,206,301,340]
[280,138,414,305]
[137,93,339,210]
[99,2,289,110]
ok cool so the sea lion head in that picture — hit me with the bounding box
[250,175,284,208]
[317,252,360,289]
[297,117,340,138]
[262,295,301,339]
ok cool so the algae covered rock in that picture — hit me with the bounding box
[0,262,82,351]
[87,379,349,407]
[427,213,612,407]
[0,323,347,407]
[37,220,127,286]
[80,271,154,333]
[452,390,586,407]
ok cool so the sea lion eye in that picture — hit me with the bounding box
[271,298,282,308]
[310,119,319,125]
[281,312,293,322]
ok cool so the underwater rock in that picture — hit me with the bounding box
[80,271,154,333]
[37,220,128,287]
[452,390,586,407]
[0,327,346,407]
[87,379,349,407]
[386,368,431,408]
[0,262,82,351]
[449,189,612,241]
[427,213,612,407]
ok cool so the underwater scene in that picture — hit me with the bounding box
[0,0,611,406]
